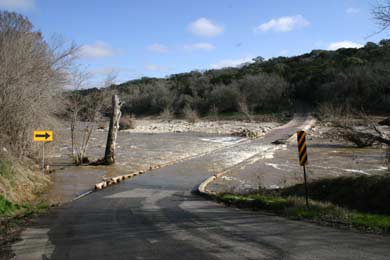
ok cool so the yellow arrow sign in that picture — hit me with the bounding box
[33,130,53,142]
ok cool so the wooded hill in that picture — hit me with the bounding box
[80,40,390,117]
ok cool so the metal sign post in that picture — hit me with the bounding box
[33,130,53,175]
[42,142,45,175]
[296,130,309,207]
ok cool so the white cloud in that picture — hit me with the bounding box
[188,17,224,37]
[183,42,215,51]
[211,57,253,69]
[79,41,119,58]
[255,15,310,32]
[328,41,363,50]
[147,43,169,53]
[346,7,360,15]
[0,0,34,11]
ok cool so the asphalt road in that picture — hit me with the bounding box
[6,116,390,260]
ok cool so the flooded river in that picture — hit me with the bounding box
[46,130,245,203]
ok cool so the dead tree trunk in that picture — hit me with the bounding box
[335,124,390,147]
[104,95,122,165]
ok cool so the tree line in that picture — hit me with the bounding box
[84,39,390,118]
[1,4,390,163]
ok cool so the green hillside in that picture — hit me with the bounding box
[83,39,390,117]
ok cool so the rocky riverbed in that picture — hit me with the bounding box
[121,119,279,138]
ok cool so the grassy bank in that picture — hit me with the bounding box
[213,174,390,234]
[281,174,390,215]
[0,156,51,245]
[0,194,49,245]
[0,156,50,203]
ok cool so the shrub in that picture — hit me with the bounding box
[119,115,136,130]
[160,106,174,119]
[0,194,19,215]
[208,85,240,113]
[317,102,342,121]
[183,106,199,123]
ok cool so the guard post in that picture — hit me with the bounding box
[296,130,309,207]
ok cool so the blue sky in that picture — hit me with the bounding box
[0,0,388,85]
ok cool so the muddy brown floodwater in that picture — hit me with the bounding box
[209,128,389,194]
[45,129,246,204]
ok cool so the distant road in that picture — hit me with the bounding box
[7,116,390,260]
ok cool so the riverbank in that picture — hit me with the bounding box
[120,119,280,138]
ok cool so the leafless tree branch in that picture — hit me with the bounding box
[372,0,390,33]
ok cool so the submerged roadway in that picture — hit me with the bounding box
[6,116,390,260]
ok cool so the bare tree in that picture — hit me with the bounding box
[238,99,254,122]
[210,104,219,121]
[103,95,123,164]
[67,72,115,165]
[372,1,390,33]
[334,113,390,147]
[0,11,77,158]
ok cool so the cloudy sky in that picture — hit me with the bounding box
[0,0,387,84]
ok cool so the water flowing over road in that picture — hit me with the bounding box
[6,116,390,260]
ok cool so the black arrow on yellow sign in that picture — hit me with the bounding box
[35,132,50,139]
[33,130,53,142]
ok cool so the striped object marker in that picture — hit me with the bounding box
[297,130,308,166]
[296,130,309,207]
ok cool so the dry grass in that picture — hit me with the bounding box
[0,152,49,204]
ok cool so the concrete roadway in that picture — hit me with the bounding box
[6,116,390,260]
